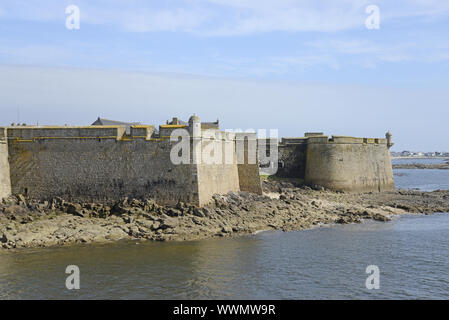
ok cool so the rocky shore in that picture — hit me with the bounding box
[2,181,449,250]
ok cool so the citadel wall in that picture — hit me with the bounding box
[4,118,259,206]
[7,126,200,204]
[3,118,394,205]
[263,134,394,193]
[197,132,240,205]
[305,136,394,192]
[0,128,11,200]
[236,133,262,195]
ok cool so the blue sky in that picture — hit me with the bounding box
[0,0,448,151]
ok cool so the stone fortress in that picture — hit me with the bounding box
[0,115,394,206]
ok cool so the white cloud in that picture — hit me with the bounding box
[201,0,371,35]
[0,0,449,35]
[194,0,449,35]
[1,1,448,76]
[305,39,449,66]
[1,37,447,77]
[120,8,210,32]
[307,39,381,54]
[270,55,340,71]
[0,44,76,64]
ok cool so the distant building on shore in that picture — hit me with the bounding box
[390,150,449,158]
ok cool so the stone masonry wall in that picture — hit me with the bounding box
[7,128,200,205]
[236,133,262,195]
[5,124,263,206]
[305,136,394,192]
[196,132,241,206]
[277,139,308,179]
[0,128,11,200]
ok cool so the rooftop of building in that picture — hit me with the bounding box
[166,117,219,130]
[92,117,141,134]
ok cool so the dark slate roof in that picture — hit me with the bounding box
[92,117,141,134]
[92,117,140,126]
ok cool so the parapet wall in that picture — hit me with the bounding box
[7,126,126,140]
[130,125,155,139]
[305,136,394,192]
[0,128,11,200]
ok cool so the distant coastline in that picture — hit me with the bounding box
[391,156,449,160]
[391,156,449,170]
[393,163,449,170]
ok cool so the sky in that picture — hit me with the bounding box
[0,0,448,151]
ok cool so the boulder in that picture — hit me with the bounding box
[151,221,161,230]
[221,226,233,233]
[4,205,29,219]
[0,231,15,244]
[111,203,128,215]
[159,216,179,229]
[167,208,182,217]
[193,208,204,217]
[17,194,27,206]
[66,203,84,217]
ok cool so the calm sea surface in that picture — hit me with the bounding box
[1,158,448,299]
[393,158,449,191]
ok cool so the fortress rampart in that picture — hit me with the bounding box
[262,133,395,193]
[6,126,200,205]
[1,115,394,204]
[305,135,394,192]
[0,128,11,200]
[236,132,262,195]
[1,116,262,206]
